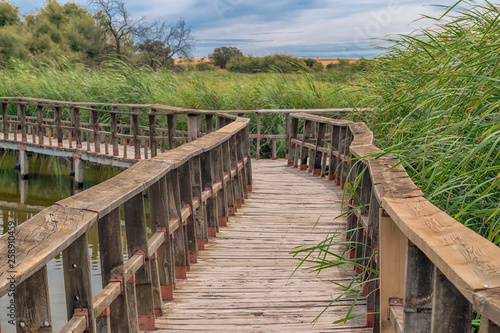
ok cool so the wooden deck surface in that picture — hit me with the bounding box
[155,159,368,332]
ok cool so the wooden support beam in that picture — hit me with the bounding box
[167,114,177,150]
[431,269,472,333]
[256,112,261,160]
[97,208,133,332]
[110,108,118,156]
[287,117,299,165]
[149,109,157,157]
[63,232,95,333]
[123,194,155,331]
[15,266,53,333]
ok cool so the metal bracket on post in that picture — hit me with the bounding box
[157,227,168,243]
[110,275,124,295]
[73,308,89,331]
[388,298,403,319]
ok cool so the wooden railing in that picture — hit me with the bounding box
[0,99,252,332]
[287,113,500,332]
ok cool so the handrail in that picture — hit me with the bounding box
[0,98,252,331]
[287,112,500,332]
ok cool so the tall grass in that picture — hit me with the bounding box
[363,0,500,243]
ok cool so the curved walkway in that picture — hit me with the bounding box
[155,159,368,332]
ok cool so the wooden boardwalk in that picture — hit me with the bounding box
[155,159,368,332]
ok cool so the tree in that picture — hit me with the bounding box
[0,1,20,27]
[89,0,148,56]
[138,18,195,65]
[137,39,172,69]
[209,46,243,69]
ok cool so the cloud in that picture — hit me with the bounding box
[15,0,460,57]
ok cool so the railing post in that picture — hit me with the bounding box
[431,269,472,332]
[307,121,317,173]
[338,126,348,188]
[149,108,157,157]
[379,209,406,333]
[256,112,261,160]
[167,114,177,150]
[214,144,229,227]
[54,106,62,147]
[15,266,53,332]
[365,190,380,329]
[2,101,7,139]
[236,130,249,200]
[110,107,118,156]
[149,176,176,301]
[205,114,214,133]
[329,124,340,181]
[167,169,189,279]
[63,231,95,332]
[201,150,218,237]
[123,193,156,331]
[178,161,199,264]
[18,103,27,142]
[97,207,132,332]
[285,112,290,159]
[222,140,236,217]
[188,114,198,142]
[403,242,433,332]
[300,120,312,170]
[37,104,44,144]
[72,107,82,148]
[91,107,100,153]
[312,122,326,175]
[190,155,208,249]
[131,110,140,159]
[243,124,253,192]
[229,135,243,211]
[288,117,298,166]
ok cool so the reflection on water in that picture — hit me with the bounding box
[0,150,125,332]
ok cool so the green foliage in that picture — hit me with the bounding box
[194,62,218,71]
[226,53,309,74]
[0,1,20,27]
[209,46,243,69]
[303,58,317,68]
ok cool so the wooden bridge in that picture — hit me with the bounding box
[0,97,499,333]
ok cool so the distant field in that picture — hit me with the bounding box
[174,57,358,68]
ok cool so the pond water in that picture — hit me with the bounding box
[0,150,125,332]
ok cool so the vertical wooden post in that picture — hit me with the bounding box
[312,122,326,175]
[229,135,243,210]
[191,155,208,249]
[188,114,198,142]
[196,114,201,135]
[431,269,472,333]
[222,140,236,216]
[2,102,7,139]
[123,193,155,331]
[167,169,189,279]
[338,126,348,187]
[236,130,249,200]
[131,110,140,159]
[111,108,118,156]
[288,117,299,165]
[214,144,228,227]
[37,104,44,144]
[285,112,290,159]
[365,191,380,329]
[379,209,406,333]
[91,107,100,153]
[63,232,95,332]
[329,124,340,181]
[403,243,433,332]
[271,138,277,160]
[72,107,82,148]
[54,107,62,147]
[178,161,198,263]
[244,125,253,192]
[15,266,53,332]
[300,120,312,170]
[149,176,175,301]
[19,149,28,179]
[167,114,177,150]
[307,122,317,173]
[18,104,27,142]
[201,151,218,237]
[256,112,261,160]
[149,109,157,157]
[97,208,133,332]
[205,114,214,133]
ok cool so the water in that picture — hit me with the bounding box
[0,150,124,332]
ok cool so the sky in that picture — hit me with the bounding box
[14,0,460,58]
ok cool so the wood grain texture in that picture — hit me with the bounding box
[156,160,369,332]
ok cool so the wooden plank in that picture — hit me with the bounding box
[379,210,407,333]
[15,265,52,332]
[123,193,155,331]
[63,231,95,332]
[382,197,500,303]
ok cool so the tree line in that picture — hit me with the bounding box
[0,0,194,67]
